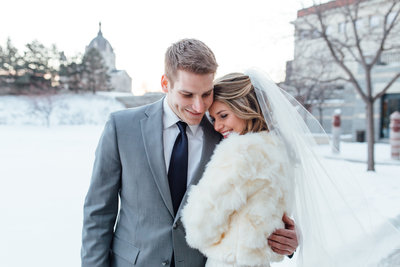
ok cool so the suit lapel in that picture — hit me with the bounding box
[141,98,174,218]
[175,116,222,221]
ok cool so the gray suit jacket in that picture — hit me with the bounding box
[81,98,221,267]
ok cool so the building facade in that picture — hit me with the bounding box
[286,0,400,141]
[86,24,132,93]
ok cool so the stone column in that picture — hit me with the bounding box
[332,109,341,153]
[390,111,400,160]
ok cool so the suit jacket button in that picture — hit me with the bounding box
[162,260,169,265]
[173,223,178,229]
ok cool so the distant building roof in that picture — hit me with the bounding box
[87,22,114,52]
[297,0,362,17]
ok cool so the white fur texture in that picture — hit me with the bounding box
[181,132,293,267]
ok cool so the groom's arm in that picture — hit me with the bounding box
[81,114,122,267]
[268,214,298,257]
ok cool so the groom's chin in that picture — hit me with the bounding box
[186,118,203,126]
[184,113,204,125]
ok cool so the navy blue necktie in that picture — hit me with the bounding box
[168,121,188,215]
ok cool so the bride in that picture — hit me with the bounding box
[181,68,400,267]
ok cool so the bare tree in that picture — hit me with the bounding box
[312,83,338,125]
[294,0,400,171]
[28,90,59,127]
[284,53,340,126]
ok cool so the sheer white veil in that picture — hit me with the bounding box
[244,68,400,267]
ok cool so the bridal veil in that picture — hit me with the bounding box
[245,68,400,267]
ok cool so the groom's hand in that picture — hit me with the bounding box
[268,213,298,256]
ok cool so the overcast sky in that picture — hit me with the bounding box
[0,0,319,94]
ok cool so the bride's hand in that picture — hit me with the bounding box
[268,214,298,256]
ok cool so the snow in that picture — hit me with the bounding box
[0,94,399,266]
[319,141,400,166]
[0,125,102,267]
[0,93,124,126]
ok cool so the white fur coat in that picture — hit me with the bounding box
[181,131,294,267]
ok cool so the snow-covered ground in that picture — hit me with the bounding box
[0,93,124,126]
[0,125,399,267]
[0,125,102,267]
[0,94,399,266]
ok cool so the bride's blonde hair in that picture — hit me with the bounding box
[213,73,268,134]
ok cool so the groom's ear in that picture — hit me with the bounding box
[161,75,169,93]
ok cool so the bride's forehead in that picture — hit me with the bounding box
[209,101,229,113]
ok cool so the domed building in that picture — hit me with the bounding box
[86,23,132,93]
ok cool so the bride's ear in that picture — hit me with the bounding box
[161,75,169,93]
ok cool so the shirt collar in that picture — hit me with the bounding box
[163,96,201,135]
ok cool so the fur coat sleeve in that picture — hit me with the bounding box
[181,131,294,267]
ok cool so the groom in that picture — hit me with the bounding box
[81,38,297,267]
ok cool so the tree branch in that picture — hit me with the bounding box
[373,72,400,101]
[369,1,400,67]
[346,0,368,68]
[316,7,367,102]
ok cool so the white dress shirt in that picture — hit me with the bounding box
[163,97,204,186]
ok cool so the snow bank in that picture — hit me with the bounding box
[0,93,125,126]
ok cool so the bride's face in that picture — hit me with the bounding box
[209,101,246,138]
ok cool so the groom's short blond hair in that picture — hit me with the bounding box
[164,39,218,86]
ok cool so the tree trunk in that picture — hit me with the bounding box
[45,116,50,128]
[366,101,375,171]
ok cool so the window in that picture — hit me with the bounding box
[326,25,333,35]
[311,29,320,38]
[338,22,346,33]
[381,93,400,138]
[355,19,364,29]
[387,12,397,25]
[299,30,311,40]
[369,15,380,28]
